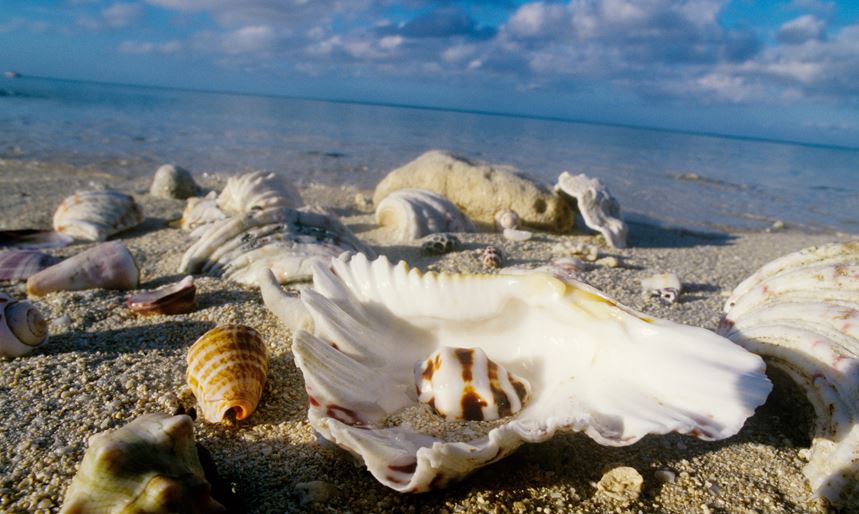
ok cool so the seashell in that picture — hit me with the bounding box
[53,190,144,242]
[59,413,226,514]
[718,241,859,508]
[27,241,139,297]
[0,293,49,357]
[0,250,62,281]
[374,188,475,242]
[149,164,201,200]
[420,233,459,255]
[502,228,532,242]
[555,172,628,248]
[481,246,503,270]
[292,253,771,492]
[258,269,313,332]
[641,273,682,305]
[179,206,374,286]
[0,229,74,250]
[217,171,302,215]
[186,325,269,423]
[126,276,196,316]
[178,192,228,236]
[416,346,530,421]
[494,208,521,231]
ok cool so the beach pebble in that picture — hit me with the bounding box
[595,256,621,268]
[295,480,339,505]
[503,228,533,242]
[655,469,676,484]
[597,466,643,503]
[149,164,200,199]
[552,241,600,261]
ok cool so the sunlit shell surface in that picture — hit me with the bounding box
[0,250,62,281]
[53,190,143,242]
[292,253,771,492]
[186,325,269,423]
[216,171,302,215]
[179,192,228,237]
[718,241,859,508]
[179,206,375,286]
[374,188,475,242]
[0,229,73,250]
[60,413,225,514]
[26,241,139,297]
[0,293,49,358]
[126,276,196,316]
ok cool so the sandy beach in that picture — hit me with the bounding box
[0,158,854,513]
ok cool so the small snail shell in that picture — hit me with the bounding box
[0,293,48,357]
[481,246,503,270]
[494,209,521,232]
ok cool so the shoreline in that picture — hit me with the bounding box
[0,161,855,512]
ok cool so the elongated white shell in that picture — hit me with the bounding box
[293,253,771,492]
[53,190,143,242]
[217,171,302,215]
[375,189,475,242]
[555,172,628,248]
[0,293,48,357]
[60,414,225,514]
[719,241,859,508]
[27,241,139,297]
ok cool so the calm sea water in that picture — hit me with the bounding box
[2,76,857,233]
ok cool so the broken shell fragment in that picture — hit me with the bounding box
[641,273,683,305]
[419,233,459,255]
[59,413,225,514]
[416,346,530,421]
[502,228,532,242]
[0,250,62,281]
[186,325,269,423]
[555,172,628,248]
[375,188,475,242]
[0,293,49,358]
[126,276,196,316]
[53,190,143,242]
[26,241,139,297]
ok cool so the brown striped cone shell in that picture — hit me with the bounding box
[53,189,143,242]
[415,346,530,421]
[186,325,268,423]
[0,293,49,358]
[126,276,196,316]
[26,241,139,297]
[59,414,225,514]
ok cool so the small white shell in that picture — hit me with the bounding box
[180,192,228,236]
[0,293,49,357]
[555,172,628,248]
[494,209,521,231]
[53,190,143,242]
[27,241,139,297]
[375,189,475,242]
[641,273,683,304]
[502,228,532,242]
[217,171,302,215]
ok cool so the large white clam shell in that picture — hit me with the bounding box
[719,241,859,508]
[374,188,475,242]
[53,190,143,242]
[293,253,771,492]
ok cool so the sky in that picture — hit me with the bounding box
[1,0,858,147]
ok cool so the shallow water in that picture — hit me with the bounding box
[2,76,857,233]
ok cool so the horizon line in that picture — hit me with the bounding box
[12,72,859,153]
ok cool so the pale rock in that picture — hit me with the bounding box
[597,466,643,503]
[555,171,628,248]
[373,150,574,232]
[149,164,201,200]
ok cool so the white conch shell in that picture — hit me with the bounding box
[374,189,475,242]
[53,190,143,242]
[293,253,771,492]
[217,171,302,215]
[179,207,375,286]
[180,192,228,237]
[0,293,48,357]
[60,413,225,514]
[719,241,859,508]
[27,241,139,297]
[555,172,628,248]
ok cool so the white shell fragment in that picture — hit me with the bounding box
[0,293,49,358]
[502,228,532,242]
[416,346,530,421]
[59,413,225,513]
[719,241,859,508]
[27,241,139,297]
[641,273,683,305]
[555,172,628,248]
[375,189,475,242]
[53,190,143,242]
[293,253,771,492]
[217,171,302,215]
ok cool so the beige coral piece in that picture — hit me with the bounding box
[373,150,574,233]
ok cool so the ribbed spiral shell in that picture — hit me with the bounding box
[186,325,269,423]
[0,293,49,358]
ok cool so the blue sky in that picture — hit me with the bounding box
[1,0,858,147]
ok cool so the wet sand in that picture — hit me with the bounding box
[0,159,854,513]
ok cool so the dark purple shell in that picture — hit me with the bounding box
[0,229,74,249]
[126,276,196,315]
[0,250,63,281]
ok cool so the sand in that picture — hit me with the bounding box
[0,159,855,513]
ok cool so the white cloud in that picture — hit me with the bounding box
[222,25,276,54]
[118,39,184,54]
[102,3,142,28]
[506,2,568,38]
[777,15,826,45]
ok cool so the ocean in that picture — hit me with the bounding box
[2,76,857,234]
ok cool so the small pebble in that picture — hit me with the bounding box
[654,470,676,484]
[595,256,620,268]
[597,466,643,504]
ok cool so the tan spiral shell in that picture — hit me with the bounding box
[186,325,268,423]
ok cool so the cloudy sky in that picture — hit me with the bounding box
[2,0,858,147]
